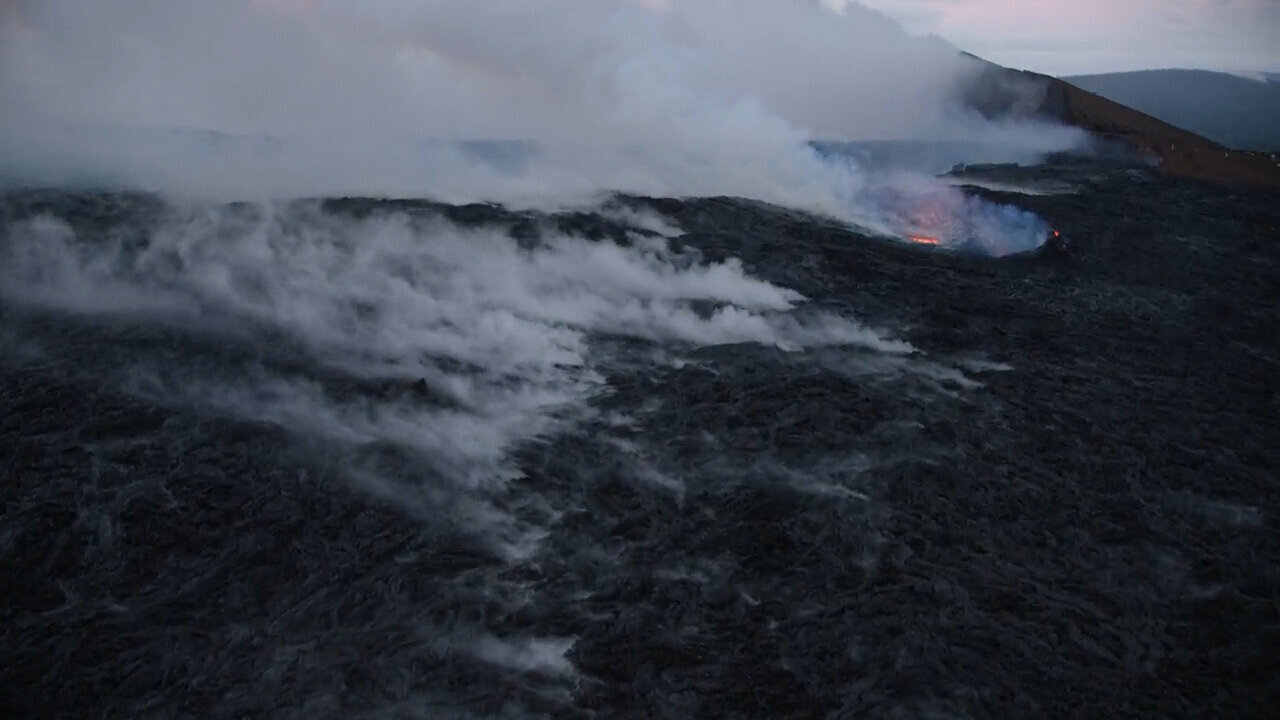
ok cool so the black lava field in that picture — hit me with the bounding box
[2,157,1278,719]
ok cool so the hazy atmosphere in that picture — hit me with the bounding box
[1,0,1082,206]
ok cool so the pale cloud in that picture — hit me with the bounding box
[0,0,1085,201]
[856,0,1280,74]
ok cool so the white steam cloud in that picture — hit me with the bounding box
[0,200,913,551]
[1,0,1082,219]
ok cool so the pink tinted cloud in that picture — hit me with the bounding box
[855,0,1280,74]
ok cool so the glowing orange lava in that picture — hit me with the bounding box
[908,236,940,245]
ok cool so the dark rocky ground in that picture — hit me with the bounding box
[2,156,1278,718]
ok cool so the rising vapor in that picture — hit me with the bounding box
[0,0,1082,217]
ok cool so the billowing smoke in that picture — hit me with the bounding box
[0,197,917,552]
[1,0,1081,242]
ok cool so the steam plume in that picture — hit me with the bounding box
[1,0,1082,220]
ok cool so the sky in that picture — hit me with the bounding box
[850,0,1280,75]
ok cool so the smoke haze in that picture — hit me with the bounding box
[1,0,1083,211]
[0,196,917,556]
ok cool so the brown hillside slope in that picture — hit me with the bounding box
[962,57,1280,191]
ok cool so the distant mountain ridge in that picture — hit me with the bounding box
[1064,69,1280,152]
[954,56,1280,191]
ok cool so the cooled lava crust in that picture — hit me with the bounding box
[2,156,1278,719]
